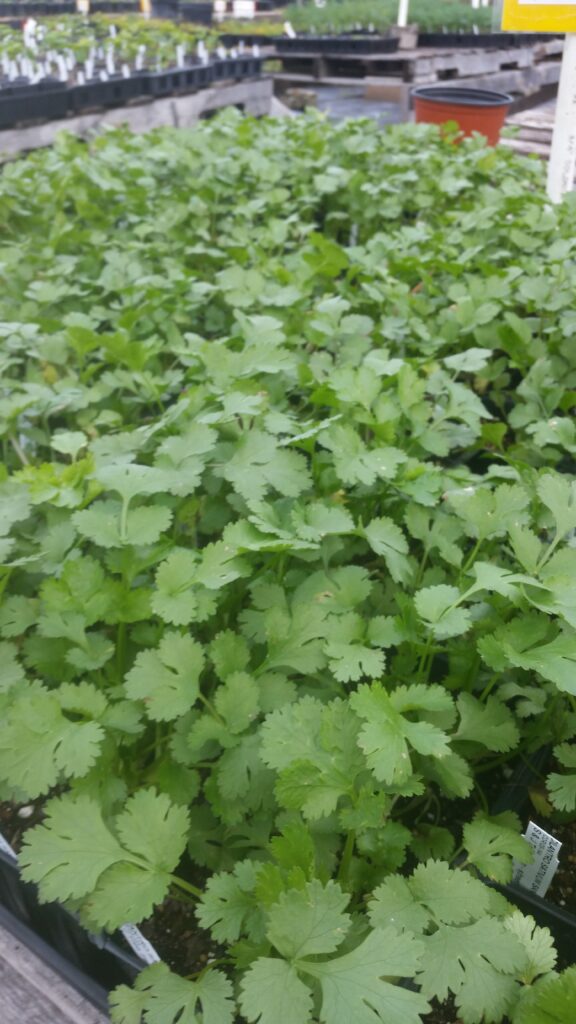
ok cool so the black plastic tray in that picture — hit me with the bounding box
[0,80,68,130]
[178,1,213,24]
[491,749,576,964]
[275,35,399,55]
[0,846,145,1009]
[417,31,556,48]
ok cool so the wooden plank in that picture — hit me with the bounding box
[0,924,107,1024]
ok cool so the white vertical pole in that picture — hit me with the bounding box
[547,34,576,203]
[397,0,409,28]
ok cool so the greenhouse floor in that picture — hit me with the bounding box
[0,923,107,1024]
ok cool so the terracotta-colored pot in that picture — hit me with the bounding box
[411,86,512,146]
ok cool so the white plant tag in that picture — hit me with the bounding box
[252,43,260,58]
[120,924,161,964]
[512,820,562,898]
[0,829,17,862]
[121,63,130,78]
[284,21,297,38]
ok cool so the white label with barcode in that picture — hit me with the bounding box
[512,820,561,897]
[120,924,161,964]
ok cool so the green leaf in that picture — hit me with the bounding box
[267,880,350,959]
[240,958,313,1024]
[538,473,576,541]
[21,789,189,928]
[0,690,104,798]
[351,683,451,785]
[363,517,412,584]
[124,632,204,721]
[370,861,490,933]
[414,585,471,640]
[547,743,576,811]
[512,966,576,1024]
[417,918,525,1021]
[214,672,260,734]
[196,861,264,944]
[300,927,428,1024]
[131,962,235,1024]
[455,694,519,752]
[463,813,532,883]
[504,911,557,985]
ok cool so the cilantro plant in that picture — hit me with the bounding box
[0,113,575,1022]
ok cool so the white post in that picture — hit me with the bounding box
[547,34,576,203]
[397,0,409,28]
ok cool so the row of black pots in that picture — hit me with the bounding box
[418,30,558,47]
[274,35,400,55]
[0,56,261,130]
[0,0,203,18]
[0,751,574,1008]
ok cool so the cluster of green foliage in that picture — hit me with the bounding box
[1,113,576,1023]
[0,14,216,63]
[283,0,494,35]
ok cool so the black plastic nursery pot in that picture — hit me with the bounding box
[90,1,139,12]
[178,1,213,24]
[150,0,179,18]
[0,846,145,1009]
[219,32,281,47]
[68,74,148,114]
[490,750,576,965]
[0,79,68,130]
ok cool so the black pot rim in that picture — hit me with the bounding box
[411,85,513,107]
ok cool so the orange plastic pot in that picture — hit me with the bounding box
[411,86,512,145]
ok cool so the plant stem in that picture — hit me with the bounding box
[171,875,202,900]
[337,830,356,885]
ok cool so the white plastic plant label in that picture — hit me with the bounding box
[512,820,561,897]
[0,829,17,862]
[284,21,297,38]
[120,924,161,965]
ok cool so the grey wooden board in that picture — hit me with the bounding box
[0,924,108,1024]
[0,76,273,158]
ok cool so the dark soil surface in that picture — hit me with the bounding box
[139,896,224,976]
[537,816,576,915]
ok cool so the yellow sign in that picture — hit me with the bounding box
[502,0,576,32]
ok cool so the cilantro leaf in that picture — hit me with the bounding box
[363,517,412,584]
[417,918,525,1022]
[0,690,104,798]
[116,962,235,1024]
[240,959,313,1024]
[21,789,189,928]
[370,861,490,933]
[455,694,519,752]
[300,927,428,1024]
[414,585,471,640]
[124,632,204,721]
[547,743,576,811]
[464,813,532,883]
[267,880,350,959]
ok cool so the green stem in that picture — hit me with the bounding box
[120,498,130,543]
[171,875,202,900]
[116,621,127,682]
[478,672,500,702]
[337,830,356,886]
[461,538,483,576]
